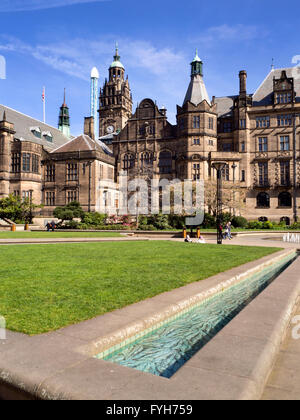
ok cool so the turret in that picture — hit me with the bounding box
[58,89,71,137]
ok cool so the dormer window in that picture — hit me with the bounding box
[276,93,292,104]
[30,126,41,139]
[42,131,53,142]
[273,70,294,105]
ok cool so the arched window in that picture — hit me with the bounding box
[259,216,268,222]
[257,192,270,208]
[159,151,172,174]
[123,154,135,170]
[141,152,153,169]
[280,216,291,226]
[278,192,292,207]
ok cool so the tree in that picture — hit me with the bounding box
[204,179,247,217]
[53,201,85,223]
[0,194,41,224]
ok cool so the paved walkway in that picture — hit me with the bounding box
[262,299,300,400]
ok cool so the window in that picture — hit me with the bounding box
[99,164,104,178]
[280,161,290,186]
[258,162,268,186]
[149,125,155,135]
[123,154,135,171]
[139,126,146,136]
[11,153,21,173]
[257,192,270,208]
[30,127,41,138]
[276,93,292,104]
[278,114,292,127]
[13,190,20,197]
[193,138,200,145]
[67,163,78,181]
[46,192,55,206]
[223,122,232,133]
[222,143,232,152]
[32,154,39,173]
[209,118,214,129]
[208,140,214,146]
[22,153,31,172]
[67,190,77,204]
[108,167,114,180]
[278,192,292,208]
[22,190,32,201]
[193,116,200,129]
[280,136,290,151]
[241,170,246,182]
[256,116,270,128]
[241,142,245,152]
[141,152,153,169]
[258,137,268,152]
[46,165,55,182]
[159,151,172,174]
[280,217,291,226]
[222,164,230,181]
[193,163,200,181]
[240,119,246,129]
[43,132,53,143]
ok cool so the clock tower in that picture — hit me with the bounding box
[99,44,133,137]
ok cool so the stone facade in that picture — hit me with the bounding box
[1,47,300,224]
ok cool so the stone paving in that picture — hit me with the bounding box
[262,298,300,400]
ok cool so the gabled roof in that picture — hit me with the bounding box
[253,67,300,106]
[0,104,71,151]
[183,74,211,106]
[215,96,237,118]
[51,134,113,156]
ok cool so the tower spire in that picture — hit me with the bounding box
[58,89,70,137]
[191,49,203,77]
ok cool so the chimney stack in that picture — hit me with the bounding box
[84,116,95,140]
[239,70,247,96]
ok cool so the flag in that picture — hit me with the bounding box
[42,87,45,102]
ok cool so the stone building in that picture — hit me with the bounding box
[104,50,300,224]
[1,45,300,224]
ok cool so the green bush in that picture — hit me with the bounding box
[148,214,171,230]
[168,215,186,229]
[53,201,84,222]
[231,216,248,228]
[288,223,300,230]
[82,212,107,226]
[247,221,263,230]
[263,221,274,229]
[201,213,216,229]
[138,224,156,231]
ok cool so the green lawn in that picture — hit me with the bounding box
[0,241,281,335]
[0,231,122,239]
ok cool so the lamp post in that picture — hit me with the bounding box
[212,162,227,245]
[85,161,92,213]
[232,163,237,216]
[29,189,34,224]
[293,113,298,223]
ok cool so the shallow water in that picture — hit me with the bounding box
[96,254,296,378]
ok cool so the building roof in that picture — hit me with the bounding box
[0,104,71,151]
[214,96,237,117]
[183,74,211,106]
[253,67,300,106]
[51,134,113,156]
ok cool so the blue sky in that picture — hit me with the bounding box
[0,0,299,135]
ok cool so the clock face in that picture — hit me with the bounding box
[107,125,114,134]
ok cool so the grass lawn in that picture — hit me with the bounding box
[0,241,281,335]
[0,231,122,239]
